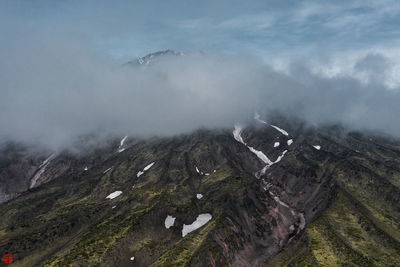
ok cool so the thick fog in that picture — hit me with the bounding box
[1,0,400,150]
[1,40,400,149]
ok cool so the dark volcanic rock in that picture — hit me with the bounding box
[0,119,399,266]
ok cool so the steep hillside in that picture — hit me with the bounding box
[0,119,399,266]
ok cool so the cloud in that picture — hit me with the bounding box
[1,33,400,151]
[1,1,400,150]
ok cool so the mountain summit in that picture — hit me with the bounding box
[124,50,184,66]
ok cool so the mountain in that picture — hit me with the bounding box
[0,114,399,266]
[0,49,186,204]
[125,49,184,66]
[0,136,124,204]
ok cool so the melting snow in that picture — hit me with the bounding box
[196,194,203,199]
[165,215,176,229]
[313,145,321,150]
[248,146,273,165]
[182,213,212,237]
[233,125,246,144]
[299,213,306,230]
[233,125,288,178]
[103,167,112,174]
[275,150,287,163]
[120,136,127,146]
[136,162,155,177]
[270,125,289,136]
[274,142,280,148]
[254,112,267,124]
[196,166,213,176]
[30,154,56,189]
[258,150,288,177]
[106,191,122,199]
[117,136,128,153]
[30,168,47,189]
[143,162,155,171]
[272,195,290,208]
[254,113,290,137]
[39,154,56,168]
[287,139,293,146]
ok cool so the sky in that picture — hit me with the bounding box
[0,0,400,149]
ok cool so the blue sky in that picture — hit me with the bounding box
[1,0,399,57]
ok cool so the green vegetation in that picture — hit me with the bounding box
[1,129,400,266]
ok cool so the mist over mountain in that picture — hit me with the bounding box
[1,0,399,150]
[1,45,399,150]
[1,1,400,266]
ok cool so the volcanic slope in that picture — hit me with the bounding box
[0,121,399,266]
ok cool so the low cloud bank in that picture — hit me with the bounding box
[1,41,399,149]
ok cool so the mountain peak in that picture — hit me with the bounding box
[126,49,184,66]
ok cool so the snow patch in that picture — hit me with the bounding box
[143,162,155,171]
[84,166,88,171]
[106,191,122,199]
[103,167,112,174]
[275,150,287,163]
[233,124,246,144]
[30,167,47,189]
[274,142,280,148]
[299,213,306,230]
[182,213,212,237]
[273,196,290,208]
[165,215,176,229]
[30,153,56,189]
[233,125,288,178]
[270,125,289,136]
[233,125,273,165]
[120,136,127,146]
[196,194,203,199]
[136,162,155,177]
[248,146,273,165]
[287,139,293,146]
[38,154,56,168]
[257,150,288,177]
[254,113,290,136]
[196,166,212,176]
[130,256,135,261]
[254,112,267,124]
[117,136,128,153]
[112,205,116,209]
[313,145,321,150]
